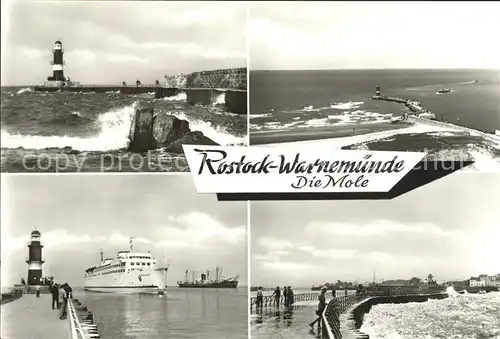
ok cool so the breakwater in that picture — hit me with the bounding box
[128,105,218,153]
[322,293,448,339]
[0,289,23,305]
[185,68,247,90]
[250,292,320,312]
[408,116,500,145]
[33,84,157,94]
[69,298,101,338]
[373,94,500,144]
[154,87,247,114]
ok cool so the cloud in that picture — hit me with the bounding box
[257,236,294,251]
[104,53,148,64]
[305,220,451,237]
[298,246,356,259]
[19,46,50,59]
[250,2,500,69]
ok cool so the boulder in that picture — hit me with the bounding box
[152,114,191,148]
[128,106,154,152]
[164,131,219,154]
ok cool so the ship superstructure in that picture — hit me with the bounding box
[177,266,238,288]
[84,238,168,293]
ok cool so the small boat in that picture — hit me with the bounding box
[436,88,451,94]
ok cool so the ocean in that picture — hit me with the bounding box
[75,287,247,339]
[250,69,500,169]
[0,87,246,172]
[360,292,500,339]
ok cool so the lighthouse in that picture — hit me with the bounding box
[375,84,381,97]
[48,40,65,82]
[26,229,45,285]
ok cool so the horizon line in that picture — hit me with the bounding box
[250,67,499,72]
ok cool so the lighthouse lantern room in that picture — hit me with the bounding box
[26,229,45,285]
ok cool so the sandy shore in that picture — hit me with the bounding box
[250,122,412,145]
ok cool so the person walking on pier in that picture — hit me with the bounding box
[271,286,281,308]
[50,284,59,309]
[36,285,41,298]
[256,287,264,311]
[59,285,68,320]
[309,286,327,330]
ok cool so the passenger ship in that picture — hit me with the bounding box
[84,238,168,293]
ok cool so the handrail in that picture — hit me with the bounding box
[67,298,100,339]
[250,292,320,311]
[68,298,86,339]
[322,301,335,339]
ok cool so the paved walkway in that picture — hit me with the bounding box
[1,294,69,339]
[251,304,322,339]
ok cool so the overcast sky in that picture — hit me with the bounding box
[250,2,500,70]
[0,1,246,85]
[1,175,247,288]
[251,174,500,288]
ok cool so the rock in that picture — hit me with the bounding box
[152,114,191,148]
[128,106,154,152]
[164,131,219,154]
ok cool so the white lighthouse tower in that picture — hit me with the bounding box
[26,229,45,285]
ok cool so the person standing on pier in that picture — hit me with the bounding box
[36,285,41,298]
[59,285,68,320]
[287,286,294,307]
[63,283,73,299]
[256,287,264,310]
[50,284,59,309]
[271,286,281,308]
[283,286,288,307]
[309,286,327,330]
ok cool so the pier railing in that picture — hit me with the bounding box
[250,292,320,312]
[321,294,371,339]
[68,298,100,339]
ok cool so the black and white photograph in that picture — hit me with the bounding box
[1,1,247,173]
[249,2,500,172]
[250,174,500,339]
[1,175,248,339]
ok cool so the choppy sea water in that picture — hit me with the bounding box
[250,69,500,171]
[1,87,247,172]
[360,292,500,339]
[75,287,247,339]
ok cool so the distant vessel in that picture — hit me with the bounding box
[84,238,169,293]
[177,266,238,288]
[436,88,451,94]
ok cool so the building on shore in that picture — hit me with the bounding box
[469,274,500,287]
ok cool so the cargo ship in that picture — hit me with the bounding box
[436,88,451,94]
[177,266,238,288]
[84,238,169,293]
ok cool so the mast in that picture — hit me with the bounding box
[129,237,134,252]
[185,269,188,283]
[100,249,103,263]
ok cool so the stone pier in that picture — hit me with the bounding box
[1,294,69,339]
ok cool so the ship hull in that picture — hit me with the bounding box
[178,281,238,288]
[84,286,160,293]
